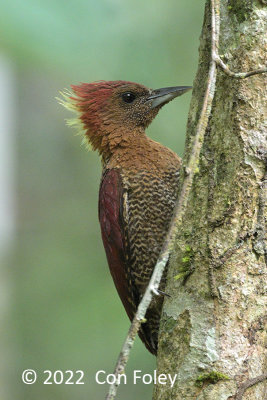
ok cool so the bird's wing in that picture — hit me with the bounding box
[99,168,169,355]
[98,168,135,320]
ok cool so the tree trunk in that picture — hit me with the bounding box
[154,1,266,399]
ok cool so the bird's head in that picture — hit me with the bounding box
[58,80,191,157]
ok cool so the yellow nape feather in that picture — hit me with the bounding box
[56,89,92,151]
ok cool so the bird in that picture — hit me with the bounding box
[59,80,191,355]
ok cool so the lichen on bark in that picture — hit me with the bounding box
[154,1,267,399]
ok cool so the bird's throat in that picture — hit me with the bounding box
[89,126,146,162]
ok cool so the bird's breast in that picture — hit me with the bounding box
[120,166,179,288]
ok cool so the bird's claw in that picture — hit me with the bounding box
[151,286,160,295]
[158,289,171,298]
[151,287,171,297]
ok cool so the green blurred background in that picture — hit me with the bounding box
[0,1,205,399]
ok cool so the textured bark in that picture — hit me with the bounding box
[154,1,266,400]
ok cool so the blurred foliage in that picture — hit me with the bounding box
[1,0,205,399]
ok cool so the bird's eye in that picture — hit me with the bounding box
[122,92,136,103]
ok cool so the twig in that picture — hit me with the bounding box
[211,5,267,80]
[235,373,267,400]
[215,54,267,79]
[105,2,219,399]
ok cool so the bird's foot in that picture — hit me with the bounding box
[157,289,171,298]
[151,287,171,297]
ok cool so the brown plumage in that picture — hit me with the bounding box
[60,80,191,354]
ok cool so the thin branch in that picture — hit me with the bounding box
[235,373,267,400]
[211,4,267,80]
[105,2,219,399]
[215,54,267,79]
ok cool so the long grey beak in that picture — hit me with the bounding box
[147,86,192,108]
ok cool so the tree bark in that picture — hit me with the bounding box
[154,1,266,400]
